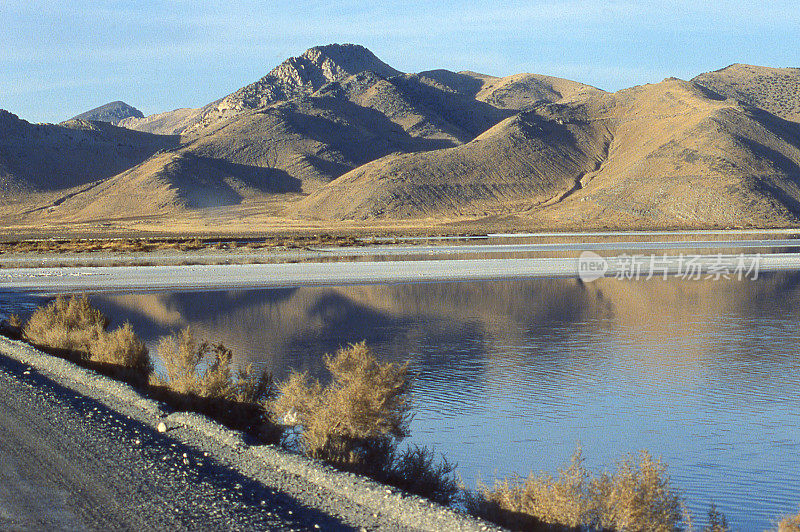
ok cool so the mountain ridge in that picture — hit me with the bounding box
[4,45,800,233]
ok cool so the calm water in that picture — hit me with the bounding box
[5,270,800,528]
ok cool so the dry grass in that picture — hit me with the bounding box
[151,328,281,442]
[269,342,459,503]
[779,510,800,532]
[469,449,683,532]
[0,234,364,255]
[22,294,151,379]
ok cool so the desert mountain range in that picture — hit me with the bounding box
[2,44,800,234]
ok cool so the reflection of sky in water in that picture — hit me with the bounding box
[3,272,800,529]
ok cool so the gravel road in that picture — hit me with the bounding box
[0,336,500,531]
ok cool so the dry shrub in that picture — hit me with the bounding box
[703,503,729,532]
[153,328,281,442]
[270,342,459,504]
[591,451,682,532]
[390,445,459,505]
[23,294,107,353]
[1,314,23,340]
[22,295,150,378]
[270,341,411,467]
[470,449,683,532]
[91,322,150,373]
[779,510,800,532]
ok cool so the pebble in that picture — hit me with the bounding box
[157,421,167,433]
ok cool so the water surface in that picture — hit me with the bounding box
[67,274,800,529]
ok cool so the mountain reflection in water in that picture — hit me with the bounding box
[84,274,800,529]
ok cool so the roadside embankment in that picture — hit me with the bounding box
[0,334,501,531]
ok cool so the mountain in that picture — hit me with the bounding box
[300,78,800,227]
[70,101,144,125]
[0,110,176,194]
[4,45,800,233]
[118,108,202,136]
[692,64,800,122]
[187,43,402,134]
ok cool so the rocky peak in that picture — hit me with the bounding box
[210,44,402,116]
[69,101,144,125]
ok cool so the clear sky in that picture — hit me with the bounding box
[3,0,799,124]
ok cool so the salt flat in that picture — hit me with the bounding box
[3,252,800,294]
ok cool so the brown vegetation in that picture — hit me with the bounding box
[6,314,21,328]
[22,294,150,380]
[150,328,282,442]
[468,449,684,532]
[269,342,458,503]
[0,234,362,254]
[779,509,800,532]
[270,341,411,466]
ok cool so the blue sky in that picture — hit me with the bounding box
[2,0,799,124]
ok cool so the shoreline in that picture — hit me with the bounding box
[2,252,799,294]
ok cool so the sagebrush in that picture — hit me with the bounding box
[152,328,281,442]
[22,294,150,378]
[270,341,411,466]
[469,449,683,532]
[779,509,800,532]
[270,342,459,504]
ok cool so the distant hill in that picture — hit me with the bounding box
[69,101,144,125]
[0,110,176,193]
[3,45,800,232]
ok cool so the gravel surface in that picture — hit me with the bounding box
[0,336,502,531]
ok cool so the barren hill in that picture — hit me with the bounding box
[119,108,202,136]
[419,70,601,109]
[297,101,612,218]
[70,101,144,125]
[301,78,800,228]
[692,64,800,122]
[0,110,177,195]
[189,44,402,134]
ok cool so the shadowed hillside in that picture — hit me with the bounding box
[0,110,177,195]
[301,78,800,227]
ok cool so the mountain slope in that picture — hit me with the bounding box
[300,78,800,227]
[419,70,602,109]
[692,64,800,122]
[70,101,144,125]
[188,44,402,134]
[7,45,800,232]
[0,110,177,195]
[297,99,613,219]
[109,69,515,200]
[119,108,202,136]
